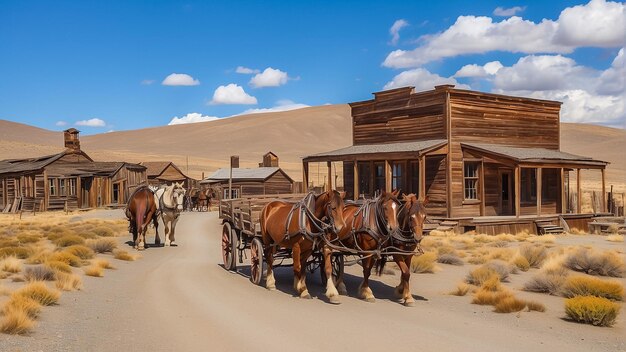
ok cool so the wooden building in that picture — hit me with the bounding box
[303,86,608,233]
[0,128,147,212]
[201,153,293,199]
[139,161,193,188]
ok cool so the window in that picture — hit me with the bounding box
[409,161,419,195]
[521,168,537,203]
[59,179,66,196]
[464,161,480,200]
[357,162,372,197]
[374,162,385,195]
[67,178,76,196]
[223,188,239,199]
[391,162,405,193]
[112,183,120,203]
[541,168,557,202]
[48,178,57,196]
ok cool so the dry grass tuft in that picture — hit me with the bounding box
[526,300,546,312]
[564,296,620,327]
[471,289,512,306]
[485,260,514,281]
[92,258,115,270]
[84,265,104,277]
[467,254,488,265]
[53,235,85,247]
[493,296,528,313]
[24,265,56,282]
[561,276,624,301]
[64,245,95,260]
[437,253,464,266]
[449,282,471,296]
[0,256,23,273]
[564,248,625,278]
[16,233,42,244]
[49,251,82,267]
[55,272,83,291]
[113,250,136,261]
[606,234,624,243]
[0,247,32,260]
[86,238,118,253]
[480,275,503,292]
[15,281,60,306]
[45,260,72,273]
[92,226,115,237]
[0,306,35,335]
[518,244,547,268]
[512,255,530,272]
[523,267,569,295]
[466,266,500,286]
[2,295,42,318]
[410,252,437,273]
[526,234,556,244]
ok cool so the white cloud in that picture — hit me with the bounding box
[168,112,220,125]
[597,48,624,95]
[55,121,67,127]
[239,100,309,115]
[141,79,155,85]
[249,67,289,88]
[236,66,260,74]
[161,73,200,86]
[493,6,526,17]
[383,0,625,68]
[210,84,258,105]
[389,19,409,45]
[383,68,470,91]
[455,61,503,77]
[75,118,106,127]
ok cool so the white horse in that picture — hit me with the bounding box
[154,182,186,246]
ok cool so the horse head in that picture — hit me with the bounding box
[399,194,428,243]
[172,182,186,211]
[315,190,346,233]
[377,189,401,235]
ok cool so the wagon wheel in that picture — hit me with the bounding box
[221,223,238,271]
[320,254,344,286]
[249,237,264,286]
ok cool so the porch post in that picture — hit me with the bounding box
[302,161,309,193]
[536,167,542,216]
[419,155,426,200]
[480,160,485,216]
[76,177,82,208]
[385,160,392,192]
[601,168,606,213]
[327,161,332,191]
[515,166,521,217]
[576,168,581,213]
[560,168,566,213]
[353,161,359,200]
[43,170,49,211]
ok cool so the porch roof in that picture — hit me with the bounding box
[461,143,608,168]
[303,139,447,162]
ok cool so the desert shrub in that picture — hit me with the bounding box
[86,238,118,253]
[410,252,437,273]
[0,247,32,259]
[474,234,495,243]
[24,265,56,281]
[607,224,620,234]
[523,268,569,295]
[92,226,115,237]
[49,251,82,267]
[449,282,471,296]
[489,241,510,248]
[606,234,624,242]
[561,276,624,301]
[0,307,35,335]
[45,260,72,274]
[564,248,625,278]
[487,248,515,261]
[113,250,135,261]
[65,245,95,260]
[512,255,530,272]
[466,266,500,285]
[15,281,60,306]
[480,275,503,292]
[53,235,85,247]
[55,272,82,291]
[16,233,42,244]
[526,234,556,244]
[518,244,547,268]
[84,265,103,277]
[0,238,19,248]
[2,295,41,318]
[468,254,488,265]
[93,258,114,270]
[437,253,464,266]
[494,234,516,242]
[526,301,546,312]
[0,256,23,273]
[484,260,514,281]
[471,289,512,306]
[494,296,527,313]
[436,245,457,256]
[564,296,620,327]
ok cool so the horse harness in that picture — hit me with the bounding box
[277,193,334,244]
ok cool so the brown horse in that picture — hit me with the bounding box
[331,190,401,303]
[385,193,428,306]
[126,187,158,250]
[260,191,346,301]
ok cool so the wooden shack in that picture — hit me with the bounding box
[303,86,608,234]
[140,161,193,188]
[201,153,293,199]
[0,129,147,212]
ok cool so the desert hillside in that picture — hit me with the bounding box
[0,106,623,191]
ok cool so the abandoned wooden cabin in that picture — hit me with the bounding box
[139,161,194,188]
[200,154,294,199]
[303,85,609,234]
[0,128,147,212]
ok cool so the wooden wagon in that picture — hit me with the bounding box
[219,193,344,286]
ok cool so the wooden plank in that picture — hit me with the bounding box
[445,90,452,218]
[419,155,426,200]
[480,159,485,216]
[515,166,520,217]
[576,168,581,213]
[327,161,332,191]
[537,167,542,215]
[302,162,309,192]
[353,161,359,200]
[601,168,606,213]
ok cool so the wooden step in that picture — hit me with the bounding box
[439,221,458,226]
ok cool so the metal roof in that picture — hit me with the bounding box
[305,139,447,159]
[202,167,282,183]
[462,143,608,166]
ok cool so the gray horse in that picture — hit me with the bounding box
[154,182,186,246]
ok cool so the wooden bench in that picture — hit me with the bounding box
[588,221,626,235]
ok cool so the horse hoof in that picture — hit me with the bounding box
[338,288,348,296]
[170,242,177,247]
[164,242,170,247]
[404,300,416,307]
[365,297,376,303]
[300,292,312,299]
[329,296,341,305]
[266,286,276,291]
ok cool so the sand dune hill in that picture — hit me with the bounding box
[0,106,624,191]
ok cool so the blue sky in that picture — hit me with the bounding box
[0,0,623,132]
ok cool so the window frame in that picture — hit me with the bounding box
[463,159,482,203]
[48,178,57,196]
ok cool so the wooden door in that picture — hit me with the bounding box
[81,177,92,208]
[500,170,513,215]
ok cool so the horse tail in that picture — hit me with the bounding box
[260,204,270,246]
[375,256,387,276]
[135,191,148,236]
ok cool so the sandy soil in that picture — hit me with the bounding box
[2,210,624,352]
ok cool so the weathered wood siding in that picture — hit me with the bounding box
[264,171,293,194]
[343,161,354,199]
[351,89,447,145]
[425,155,447,217]
[159,164,186,182]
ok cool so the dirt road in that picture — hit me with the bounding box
[2,211,624,352]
